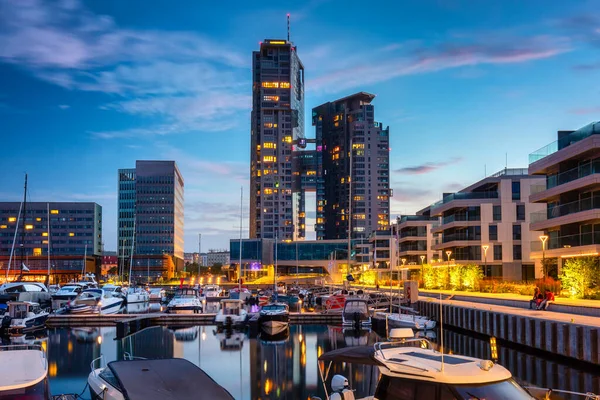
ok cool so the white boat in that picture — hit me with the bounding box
[0,282,52,308]
[214,299,247,326]
[376,310,437,330]
[5,301,49,335]
[203,285,222,301]
[67,289,124,315]
[166,288,202,314]
[0,344,51,398]
[148,288,166,302]
[102,284,126,299]
[51,283,85,310]
[88,357,234,400]
[342,298,372,328]
[258,303,289,336]
[125,287,149,304]
[317,328,534,400]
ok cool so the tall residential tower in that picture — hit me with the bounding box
[312,92,391,240]
[250,39,305,240]
[117,160,184,280]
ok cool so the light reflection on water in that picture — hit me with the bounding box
[41,325,600,399]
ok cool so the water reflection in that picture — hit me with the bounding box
[44,324,599,399]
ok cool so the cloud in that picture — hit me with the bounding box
[569,106,600,115]
[58,104,70,109]
[394,157,463,175]
[572,62,600,71]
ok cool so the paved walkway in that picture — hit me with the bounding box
[418,295,600,328]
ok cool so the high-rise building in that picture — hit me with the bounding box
[528,121,600,277]
[117,161,184,280]
[250,39,305,240]
[312,92,391,240]
[0,202,102,281]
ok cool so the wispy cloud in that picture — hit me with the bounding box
[572,62,600,71]
[58,104,70,109]
[569,106,600,115]
[394,157,463,175]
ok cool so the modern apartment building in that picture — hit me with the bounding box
[528,122,600,275]
[312,92,391,240]
[117,161,184,280]
[427,168,545,281]
[0,202,102,280]
[396,213,441,266]
[250,39,305,240]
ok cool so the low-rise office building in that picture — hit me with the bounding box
[427,168,545,280]
[396,213,441,267]
[528,121,600,275]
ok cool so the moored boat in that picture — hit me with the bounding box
[342,298,371,329]
[66,289,124,315]
[166,288,202,314]
[51,283,85,310]
[258,303,289,336]
[5,301,49,336]
[0,344,51,399]
[215,299,247,327]
[376,309,436,330]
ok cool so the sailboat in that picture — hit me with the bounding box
[125,217,149,304]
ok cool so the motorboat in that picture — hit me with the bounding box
[70,273,98,289]
[203,285,222,301]
[101,284,126,300]
[0,282,52,309]
[169,326,199,342]
[214,299,247,327]
[51,283,85,310]
[229,287,252,301]
[3,301,49,336]
[66,289,124,315]
[376,307,436,330]
[316,328,535,400]
[148,288,166,302]
[88,357,234,400]
[258,303,289,336]
[124,287,149,304]
[342,298,371,329]
[166,288,202,314]
[0,344,51,398]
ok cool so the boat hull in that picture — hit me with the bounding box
[88,369,124,400]
[7,313,49,335]
[166,306,202,314]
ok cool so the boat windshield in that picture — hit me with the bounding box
[262,304,286,312]
[0,378,49,399]
[344,301,368,313]
[9,304,29,319]
[453,379,534,399]
[175,289,197,298]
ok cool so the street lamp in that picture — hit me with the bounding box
[539,235,548,277]
[445,250,452,289]
[419,255,425,280]
[482,245,489,277]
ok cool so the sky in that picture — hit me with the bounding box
[0,0,599,252]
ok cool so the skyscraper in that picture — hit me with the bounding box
[312,92,391,240]
[250,39,305,240]
[117,160,184,280]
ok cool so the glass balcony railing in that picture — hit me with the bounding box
[442,214,481,224]
[529,121,600,164]
[431,192,498,208]
[545,158,600,190]
[399,243,428,252]
[530,196,600,223]
[531,232,600,251]
[398,215,438,223]
[442,233,481,243]
[530,183,547,195]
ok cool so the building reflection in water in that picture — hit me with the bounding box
[45,324,599,399]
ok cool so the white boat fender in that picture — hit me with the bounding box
[330,375,355,400]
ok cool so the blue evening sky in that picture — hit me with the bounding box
[0,0,599,251]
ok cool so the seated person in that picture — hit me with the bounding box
[529,287,540,309]
[330,375,355,400]
[537,290,555,310]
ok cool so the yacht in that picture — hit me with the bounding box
[203,285,222,301]
[166,288,202,314]
[0,344,51,398]
[258,303,289,336]
[342,298,372,329]
[316,328,535,400]
[148,288,166,302]
[101,284,126,300]
[124,287,149,304]
[69,273,98,289]
[215,299,248,327]
[229,287,252,301]
[51,283,85,310]
[88,357,234,400]
[0,282,52,309]
[4,301,49,336]
[376,309,436,330]
[66,289,124,314]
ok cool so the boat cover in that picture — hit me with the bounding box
[318,345,383,366]
[108,358,234,400]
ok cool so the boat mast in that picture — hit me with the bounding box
[6,201,23,281]
[82,244,87,276]
[347,136,352,286]
[47,203,51,284]
[128,216,136,287]
[274,229,278,298]
[19,173,28,275]
[238,187,242,292]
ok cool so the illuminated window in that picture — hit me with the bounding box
[317,218,324,224]
[334,115,340,122]
[283,136,292,143]
[306,170,316,176]
[262,82,279,88]
[0,225,6,229]
[354,214,366,220]
[352,143,365,149]
[263,156,277,162]
[42,240,48,244]
[263,142,277,149]
[33,248,42,256]
[69,232,75,237]
[341,178,345,183]
[263,95,279,102]
[334,122,339,127]
[25,224,34,230]
[264,188,273,195]
[50,210,59,214]
[8,217,16,222]
[42,232,48,237]
[256,145,261,150]
[353,195,364,201]
[35,217,42,222]
[280,82,290,88]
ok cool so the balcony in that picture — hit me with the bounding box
[442,232,481,243]
[530,196,600,230]
[442,214,481,225]
[398,215,438,223]
[529,121,600,164]
[531,231,600,252]
[431,191,499,208]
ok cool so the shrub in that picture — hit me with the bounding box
[559,257,599,299]
[536,276,561,296]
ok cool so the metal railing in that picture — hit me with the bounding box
[525,386,600,400]
[545,159,600,190]
[431,192,498,208]
[530,196,600,222]
[531,232,600,251]
[489,168,529,177]
[442,232,481,243]
[529,121,600,164]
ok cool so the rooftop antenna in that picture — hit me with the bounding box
[287,13,290,42]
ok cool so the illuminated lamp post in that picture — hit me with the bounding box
[539,235,548,278]
[445,250,452,289]
[420,255,425,281]
[482,244,489,277]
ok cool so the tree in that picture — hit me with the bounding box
[210,263,223,275]
[560,256,599,299]
[186,263,200,275]
[108,266,118,275]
